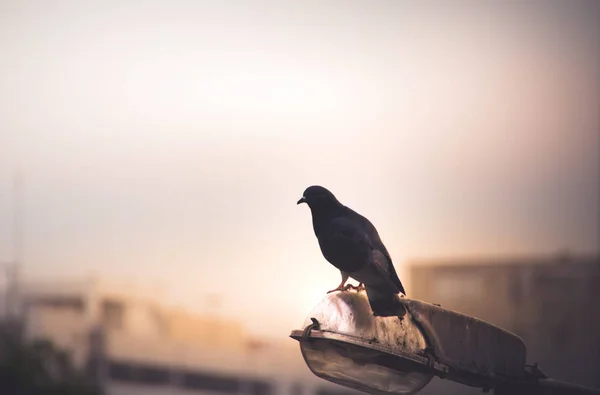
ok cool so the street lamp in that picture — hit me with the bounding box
[290,291,599,395]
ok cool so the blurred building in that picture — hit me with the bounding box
[0,277,358,395]
[409,253,600,392]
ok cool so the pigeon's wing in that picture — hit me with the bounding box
[369,231,405,292]
[364,250,406,316]
[344,208,406,295]
[387,259,406,295]
[373,243,406,295]
[317,216,373,272]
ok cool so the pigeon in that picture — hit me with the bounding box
[297,185,406,317]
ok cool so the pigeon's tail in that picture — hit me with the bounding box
[365,286,407,317]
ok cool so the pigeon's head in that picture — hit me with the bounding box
[297,185,341,212]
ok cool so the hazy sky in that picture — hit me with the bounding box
[1,1,598,335]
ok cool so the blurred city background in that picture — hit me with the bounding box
[1,1,599,395]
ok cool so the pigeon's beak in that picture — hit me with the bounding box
[297,196,306,205]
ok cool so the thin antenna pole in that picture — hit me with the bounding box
[13,170,22,267]
[8,170,22,318]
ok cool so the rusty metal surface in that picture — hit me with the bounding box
[300,290,427,355]
[291,291,435,395]
[295,336,434,395]
[291,291,600,395]
[291,291,527,389]
[399,297,527,382]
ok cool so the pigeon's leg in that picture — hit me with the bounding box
[345,282,365,292]
[327,272,350,294]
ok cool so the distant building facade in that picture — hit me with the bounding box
[409,253,600,391]
[1,277,359,395]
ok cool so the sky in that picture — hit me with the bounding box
[0,0,599,335]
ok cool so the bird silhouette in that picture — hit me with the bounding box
[297,185,406,316]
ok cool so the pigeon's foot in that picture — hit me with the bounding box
[327,285,346,294]
[327,276,350,294]
[340,283,365,292]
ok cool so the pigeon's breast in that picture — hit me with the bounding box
[316,227,371,273]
